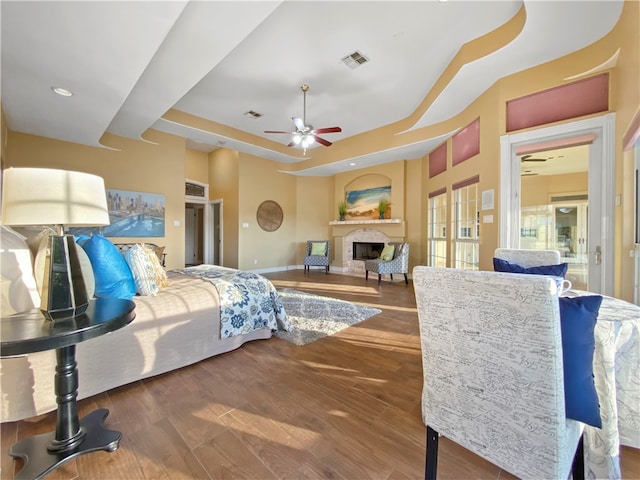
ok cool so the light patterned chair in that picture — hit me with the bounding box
[303,240,330,274]
[494,247,561,268]
[413,266,585,480]
[365,242,409,285]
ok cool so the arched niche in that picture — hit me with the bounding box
[344,174,391,193]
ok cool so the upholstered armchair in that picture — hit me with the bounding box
[303,240,330,274]
[494,247,561,268]
[413,266,585,480]
[365,242,409,285]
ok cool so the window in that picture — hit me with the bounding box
[428,190,447,267]
[453,181,479,270]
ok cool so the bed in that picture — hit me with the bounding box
[1,262,290,423]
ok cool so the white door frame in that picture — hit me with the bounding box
[210,198,223,266]
[499,113,616,295]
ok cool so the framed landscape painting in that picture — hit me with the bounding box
[70,188,165,237]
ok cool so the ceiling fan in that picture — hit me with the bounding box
[520,154,548,162]
[264,84,342,154]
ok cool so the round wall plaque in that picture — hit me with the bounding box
[256,200,283,232]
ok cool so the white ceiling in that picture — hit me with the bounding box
[1,1,624,176]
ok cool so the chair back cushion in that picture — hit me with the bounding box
[494,248,561,268]
[413,266,581,480]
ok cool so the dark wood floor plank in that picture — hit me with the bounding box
[129,417,211,480]
[193,430,278,479]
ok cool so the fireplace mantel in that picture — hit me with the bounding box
[331,219,405,238]
[329,218,401,226]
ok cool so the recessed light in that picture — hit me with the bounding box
[349,162,356,166]
[51,86,73,97]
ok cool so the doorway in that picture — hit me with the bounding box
[184,179,222,267]
[500,113,615,295]
[185,203,204,266]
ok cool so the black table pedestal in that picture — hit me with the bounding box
[8,345,121,480]
[9,409,120,480]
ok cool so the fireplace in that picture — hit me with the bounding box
[353,242,384,260]
[331,222,404,274]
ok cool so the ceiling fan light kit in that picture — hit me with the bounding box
[264,84,342,154]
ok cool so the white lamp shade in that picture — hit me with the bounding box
[1,168,110,227]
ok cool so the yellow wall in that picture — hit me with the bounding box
[185,149,209,184]
[521,173,588,207]
[208,148,240,268]
[1,108,6,168]
[295,175,334,263]
[4,129,187,269]
[419,86,502,271]
[237,152,298,271]
[405,158,423,269]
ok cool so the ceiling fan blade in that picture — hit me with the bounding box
[264,130,293,134]
[286,141,295,147]
[312,126,342,134]
[521,154,547,162]
[313,135,332,147]
[292,117,306,131]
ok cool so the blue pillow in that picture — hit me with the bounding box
[493,258,568,277]
[559,295,603,428]
[78,234,136,300]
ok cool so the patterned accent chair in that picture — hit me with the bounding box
[365,242,409,285]
[303,240,330,274]
[413,266,585,480]
[494,247,561,268]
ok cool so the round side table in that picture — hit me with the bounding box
[1,298,135,480]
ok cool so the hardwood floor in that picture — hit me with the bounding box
[2,270,639,479]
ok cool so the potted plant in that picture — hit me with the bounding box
[338,200,347,221]
[378,198,389,219]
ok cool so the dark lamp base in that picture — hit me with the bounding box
[40,235,90,322]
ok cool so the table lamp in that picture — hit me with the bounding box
[1,167,110,321]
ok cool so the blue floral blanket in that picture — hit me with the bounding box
[177,265,291,338]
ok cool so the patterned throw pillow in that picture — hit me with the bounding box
[124,244,159,296]
[559,295,603,428]
[141,244,169,288]
[380,244,395,261]
[493,258,568,277]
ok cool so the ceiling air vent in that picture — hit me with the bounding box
[341,50,369,69]
[185,182,205,198]
[244,110,263,119]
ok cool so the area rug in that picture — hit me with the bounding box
[275,288,382,346]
